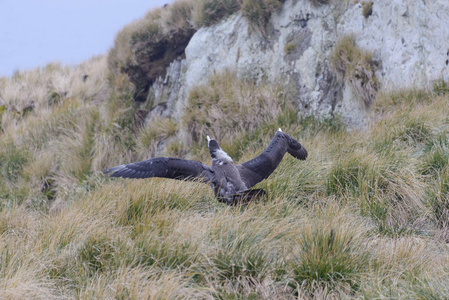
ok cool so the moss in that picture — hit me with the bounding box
[433,79,449,96]
[284,43,296,54]
[108,0,241,103]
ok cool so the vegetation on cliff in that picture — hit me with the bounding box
[331,35,379,108]
[107,0,327,103]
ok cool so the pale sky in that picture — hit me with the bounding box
[0,0,173,77]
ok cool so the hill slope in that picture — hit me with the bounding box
[1,0,449,298]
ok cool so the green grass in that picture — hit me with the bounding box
[288,207,370,294]
[0,139,29,183]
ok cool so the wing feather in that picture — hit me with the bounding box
[103,157,214,183]
[236,131,307,188]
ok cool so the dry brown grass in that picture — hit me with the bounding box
[2,5,449,297]
[134,117,179,159]
[239,0,284,30]
[181,70,295,148]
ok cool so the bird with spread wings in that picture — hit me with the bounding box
[103,128,307,205]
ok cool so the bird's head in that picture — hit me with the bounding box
[207,135,232,163]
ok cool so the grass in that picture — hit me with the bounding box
[181,70,295,151]
[134,117,179,158]
[331,35,379,108]
[362,1,373,18]
[191,0,241,28]
[239,0,284,30]
[288,204,370,295]
[2,3,449,298]
[0,85,449,297]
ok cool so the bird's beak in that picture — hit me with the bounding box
[207,135,211,143]
[278,128,283,132]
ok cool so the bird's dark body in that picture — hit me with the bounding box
[103,130,307,205]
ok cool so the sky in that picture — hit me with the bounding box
[0,0,173,77]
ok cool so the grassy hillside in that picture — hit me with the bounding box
[1,54,449,298]
[1,0,449,298]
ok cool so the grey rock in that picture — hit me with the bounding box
[145,0,449,130]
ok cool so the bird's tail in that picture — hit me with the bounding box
[224,189,266,206]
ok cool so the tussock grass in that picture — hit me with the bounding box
[331,35,379,107]
[427,167,449,228]
[135,117,179,158]
[181,70,295,148]
[362,1,373,18]
[191,0,241,28]
[3,24,449,297]
[375,88,433,113]
[239,0,284,30]
[420,142,449,176]
[288,203,371,295]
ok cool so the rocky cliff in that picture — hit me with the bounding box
[137,0,449,129]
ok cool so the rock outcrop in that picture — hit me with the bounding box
[125,29,196,102]
[144,0,449,128]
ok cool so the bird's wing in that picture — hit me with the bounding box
[103,157,214,183]
[236,131,307,188]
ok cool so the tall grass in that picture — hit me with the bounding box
[181,70,295,149]
[2,12,449,297]
[288,203,371,295]
[1,84,449,297]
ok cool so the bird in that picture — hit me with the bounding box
[103,128,307,205]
